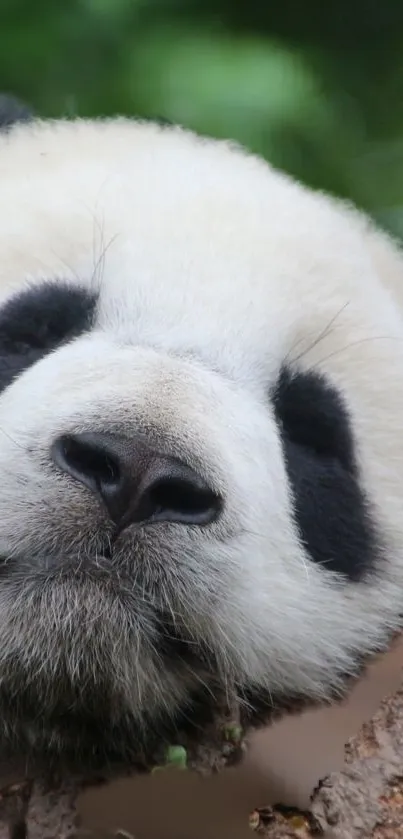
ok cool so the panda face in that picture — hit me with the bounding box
[0,114,403,768]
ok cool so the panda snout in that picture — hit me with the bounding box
[51,430,223,532]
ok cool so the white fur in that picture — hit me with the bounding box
[1,117,403,727]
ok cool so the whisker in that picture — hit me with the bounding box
[0,424,28,452]
[287,302,351,367]
[311,334,403,371]
[90,216,119,291]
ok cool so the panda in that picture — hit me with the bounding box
[0,95,403,772]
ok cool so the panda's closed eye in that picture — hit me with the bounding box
[272,366,381,581]
[0,281,97,394]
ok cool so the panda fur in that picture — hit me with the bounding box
[0,98,403,769]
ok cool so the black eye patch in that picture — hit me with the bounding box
[0,282,97,394]
[272,366,381,581]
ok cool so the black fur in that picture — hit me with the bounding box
[273,366,380,581]
[0,668,221,774]
[0,95,33,131]
[0,282,98,394]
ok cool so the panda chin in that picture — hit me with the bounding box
[0,551,225,769]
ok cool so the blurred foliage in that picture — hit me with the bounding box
[1,0,403,235]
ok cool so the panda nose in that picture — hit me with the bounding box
[51,432,221,531]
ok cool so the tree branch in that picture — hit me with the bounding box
[250,677,403,838]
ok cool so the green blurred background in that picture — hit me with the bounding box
[2,0,403,237]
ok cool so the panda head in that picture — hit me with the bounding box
[0,99,403,769]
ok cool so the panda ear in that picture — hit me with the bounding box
[0,94,34,132]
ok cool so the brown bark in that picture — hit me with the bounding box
[0,777,79,838]
[1,677,403,838]
[250,679,403,838]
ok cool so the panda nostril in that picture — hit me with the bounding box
[52,435,121,491]
[147,476,221,525]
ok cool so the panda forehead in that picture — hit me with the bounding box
[0,118,398,386]
[0,117,374,304]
